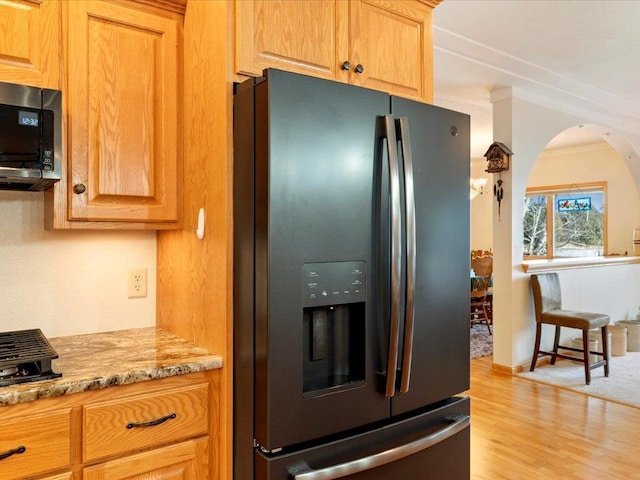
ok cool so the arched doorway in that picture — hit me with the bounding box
[526,126,640,259]
[470,121,640,364]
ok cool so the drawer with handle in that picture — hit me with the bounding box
[0,409,72,480]
[83,382,209,462]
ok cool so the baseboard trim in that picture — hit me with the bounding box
[491,363,521,375]
[492,356,551,375]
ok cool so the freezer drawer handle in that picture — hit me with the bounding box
[291,414,470,480]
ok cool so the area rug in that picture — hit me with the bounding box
[517,352,640,409]
[470,324,492,359]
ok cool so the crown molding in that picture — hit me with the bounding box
[434,25,640,135]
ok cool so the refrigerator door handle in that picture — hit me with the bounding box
[383,114,402,398]
[290,414,470,480]
[397,117,416,393]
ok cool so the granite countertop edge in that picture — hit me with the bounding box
[0,327,223,407]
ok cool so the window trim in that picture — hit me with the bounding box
[524,181,608,259]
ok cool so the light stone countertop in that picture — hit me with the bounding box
[0,327,223,406]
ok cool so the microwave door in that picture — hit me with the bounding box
[0,106,41,168]
[0,81,61,190]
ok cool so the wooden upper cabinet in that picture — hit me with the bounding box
[349,0,433,101]
[60,0,181,228]
[0,0,62,88]
[235,0,434,102]
[235,0,349,81]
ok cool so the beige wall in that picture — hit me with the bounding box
[0,191,156,338]
[528,141,640,255]
[470,140,640,255]
[470,161,493,250]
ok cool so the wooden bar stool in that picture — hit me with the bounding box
[530,273,610,385]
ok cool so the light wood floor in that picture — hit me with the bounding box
[469,356,640,479]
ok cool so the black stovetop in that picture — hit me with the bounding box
[0,329,61,387]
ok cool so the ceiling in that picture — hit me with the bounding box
[431,0,640,161]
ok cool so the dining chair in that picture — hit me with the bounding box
[471,255,493,322]
[471,249,493,260]
[471,275,492,335]
[471,255,492,278]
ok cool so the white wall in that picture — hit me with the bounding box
[560,265,640,323]
[0,191,156,338]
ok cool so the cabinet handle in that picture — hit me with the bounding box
[73,183,86,194]
[355,64,364,74]
[341,61,351,71]
[0,446,26,461]
[126,412,177,429]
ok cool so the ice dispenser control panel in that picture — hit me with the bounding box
[303,261,366,307]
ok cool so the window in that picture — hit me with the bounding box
[523,182,606,259]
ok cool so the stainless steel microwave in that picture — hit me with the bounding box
[0,81,62,191]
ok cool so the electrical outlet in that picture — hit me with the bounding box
[128,268,147,298]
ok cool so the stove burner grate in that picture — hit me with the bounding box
[0,329,61,387]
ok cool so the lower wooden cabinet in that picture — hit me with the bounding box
[0,409,72,480]
[83,437,208,480]
[0,372,215,480]
[83,382,209,463]
[35,473,74,480]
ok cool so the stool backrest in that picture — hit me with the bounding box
[531,273,562,322]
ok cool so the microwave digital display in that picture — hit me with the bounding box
[18,110,39,127]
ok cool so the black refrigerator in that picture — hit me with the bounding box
[234,69,470,480]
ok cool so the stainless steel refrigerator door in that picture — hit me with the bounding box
[255,397,470,480]
[251,70,391,451]
[389,97,471,415]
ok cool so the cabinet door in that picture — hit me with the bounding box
[82,437,208,480]
[0,409,71,480]
[66,1,180,225]
[0,0,61,88]
[349,0,434,102]
[235,0,349,81]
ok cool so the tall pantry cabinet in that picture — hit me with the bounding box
[156,2,442,480]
